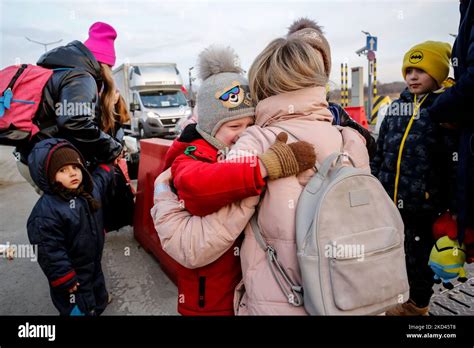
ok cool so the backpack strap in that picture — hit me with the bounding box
[317,152,356,177]
[0,65,35,117]
[0,67,75,117]
[250,212,304,307]
[3,64,28,95]
[52,68,75,72]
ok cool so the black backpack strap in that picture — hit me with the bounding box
[52,68,75,73]
[2,64,28,95]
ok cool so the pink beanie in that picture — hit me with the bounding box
[84,22,117,67]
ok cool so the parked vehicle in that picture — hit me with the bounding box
[113,63,192,138]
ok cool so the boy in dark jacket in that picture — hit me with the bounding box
[27,138,114,316]
[371,41,453,315]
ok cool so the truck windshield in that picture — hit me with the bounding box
[140,91,187,108]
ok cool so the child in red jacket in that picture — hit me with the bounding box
[156,46,316,315]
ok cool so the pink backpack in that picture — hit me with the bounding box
[0,64,53,145]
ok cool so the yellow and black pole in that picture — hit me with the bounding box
[340,63,344,106]
[344,63,349,107]
[341,63,347,107]
[373,58,377,101]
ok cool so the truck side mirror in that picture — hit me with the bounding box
[130,102,140,112]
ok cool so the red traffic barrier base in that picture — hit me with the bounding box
[344,106,369,129]
[133,138,185,285]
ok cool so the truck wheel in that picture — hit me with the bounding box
[138,125,146,139]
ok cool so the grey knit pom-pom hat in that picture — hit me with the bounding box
[196,45,255,149]
[287,17,332,78]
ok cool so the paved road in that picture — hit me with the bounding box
[1,145,473,316]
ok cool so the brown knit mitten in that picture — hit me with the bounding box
[259,132,316,180]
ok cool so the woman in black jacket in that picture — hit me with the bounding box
[16,22,122,189]
[428,0,474,247]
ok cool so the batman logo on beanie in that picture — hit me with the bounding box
[409,51,424,64]
[402,41,451,88]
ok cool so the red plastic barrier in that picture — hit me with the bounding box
[344,106,369,129]
[133,138,184,285]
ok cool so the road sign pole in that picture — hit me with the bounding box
[359,34,377,122]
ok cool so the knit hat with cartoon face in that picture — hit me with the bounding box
[196,46,255,150]
[402,41,452,86]
[287,18,332,78]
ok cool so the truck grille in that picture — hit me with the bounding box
[161,118,179,127]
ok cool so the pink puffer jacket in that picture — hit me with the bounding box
[151,86,370,315]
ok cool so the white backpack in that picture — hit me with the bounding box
[252,127,409,315]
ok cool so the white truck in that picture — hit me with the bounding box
[113,63,192,138]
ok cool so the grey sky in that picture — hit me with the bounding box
[0,0,460,89]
